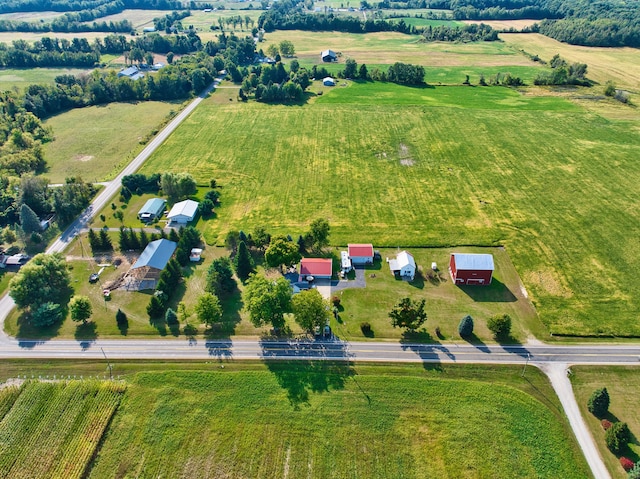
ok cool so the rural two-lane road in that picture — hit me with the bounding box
[0,76,630,478]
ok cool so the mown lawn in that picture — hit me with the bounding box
[42,101,182,184]
[571,366,640,478]
[0,67,91,92]
[138,80,640,337]
[79,363,590,479]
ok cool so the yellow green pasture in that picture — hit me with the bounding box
[0,67,91,92]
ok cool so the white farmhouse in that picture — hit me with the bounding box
[389,250,416,280]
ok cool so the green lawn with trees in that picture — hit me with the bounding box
[139,79,640,338]
[7,362,583,479]
[571,366,640,478]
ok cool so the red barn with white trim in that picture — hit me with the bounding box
[449,253,494,286]
[299,258,333,281]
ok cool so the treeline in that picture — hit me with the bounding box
[0,32,202,68]
[533,54,589,86]
[21,53,216,118]
[538,18,640,49]
[421,23,498,42]
[0,0,191,15]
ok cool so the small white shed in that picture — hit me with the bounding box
[389,251,416,280]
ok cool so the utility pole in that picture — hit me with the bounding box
[101,347,113,380]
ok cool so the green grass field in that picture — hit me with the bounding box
[73,363,589,478]
[136,80,640,338]
[571,366,640,478]
[0,67,91,92]
[0,380,125,479]
[42,101,182,183]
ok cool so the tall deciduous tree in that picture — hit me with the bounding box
[587,387,610,417]
[308,218,330,250]
[243,274,292,330]
[265,237,301,270]
[279,40,295,56]
[196,292,223,326]
[69,295,92,324]
[389,297,427,331]
[487,314,511,339]
[9,253,72,311]
[292,288,330,332]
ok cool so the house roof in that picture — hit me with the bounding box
[138,198,166,217]
[395,251,415,269]
[299,258,333,277]
[119,66,138,77]
[321,49,336,58]
[323,77,335,84]
[132,239,177,271]
[452,253,494,271]
[348,243,374,258]
[167,199,199,220]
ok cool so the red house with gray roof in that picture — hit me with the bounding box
[449,253,494,286]
[299,258,333,281]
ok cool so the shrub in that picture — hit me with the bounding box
[628,462,640,479]
[332,296,341,307]
[487,314,511,339]
[360,322,371,335]
[602,419,612,430]
[620,457,635,472]
[458,315,474,338]
[588,387,610,417]
[606,421,630,454]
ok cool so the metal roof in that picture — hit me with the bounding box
[299,258,333,277]
[138,198,166,217]
[348,243,374,258]
[452,253,494,271]
[167,200,199,220]
[395,251,415,269]
[321,49,336,57]
[132,239,177,271]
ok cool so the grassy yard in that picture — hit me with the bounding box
[42,101,182,183]
[137,80,640,337]
[571,366,640,478]
[53,363,591,478]
[335,246,542,342]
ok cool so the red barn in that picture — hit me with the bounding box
[449,253,494,286]
[299,258,333,281]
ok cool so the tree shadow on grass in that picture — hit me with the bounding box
[16,311,63,343]
[117,318,128,336]
[148,316,167,336]
[74,321,98,349]
[263,358,354,409]
[458,278,517,302]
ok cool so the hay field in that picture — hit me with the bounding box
[501,33,640,91]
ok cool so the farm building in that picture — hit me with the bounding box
[299,258,333,282]
[321,49,337,62]
[118,66,144,81]
[0,253,29,269]
[389,251,416,280]
[137,198,166,222]
[449,253,494,286]
[124,239,177,290]
[348,244,374,265]
[167,199,199,225]
[323,77,336,86]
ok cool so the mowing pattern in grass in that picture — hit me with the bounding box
[88,367,589,478]
[0,380,125,479]
[141,81,640,336]
[0,67,91,92]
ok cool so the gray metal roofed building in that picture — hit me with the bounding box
[137,198,166,222]
[124,239,177,290]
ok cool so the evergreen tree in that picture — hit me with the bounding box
[234,240,254,281]
[458,315,474,338]
[128,228,141,250]
[19,203,41,234]
[169,228,180,243]
[139,229,149,250]
[147,295,165,319]
[165,307,178,325]
[87,229,101,253]
[587,388,610,417]
[99,229,113,251]
[118,226,130,251]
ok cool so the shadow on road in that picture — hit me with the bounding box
[205,339,233,360]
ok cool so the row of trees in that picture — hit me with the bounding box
[0,0,188,13]
[533,54,589,86]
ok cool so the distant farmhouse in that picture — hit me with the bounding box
[137,198,166,222]
[118,66,144,81]
[323,77,336,86]
[389,250,416,280]
[124,239,177,291]
[167,199,199,226]
[449,253,494,286]
[321,49,337,62]
[299,258,333,282]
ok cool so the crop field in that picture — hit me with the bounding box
[138,79,640,338]
[0,380,125,479]
[0,67,92,92]
[77,364,590,478]
[0,11,62,22]
[501,33,640,92]
[81,9,169,30]
[42,101,181,184]
[465,19,539,30]
[571,366,640,478]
